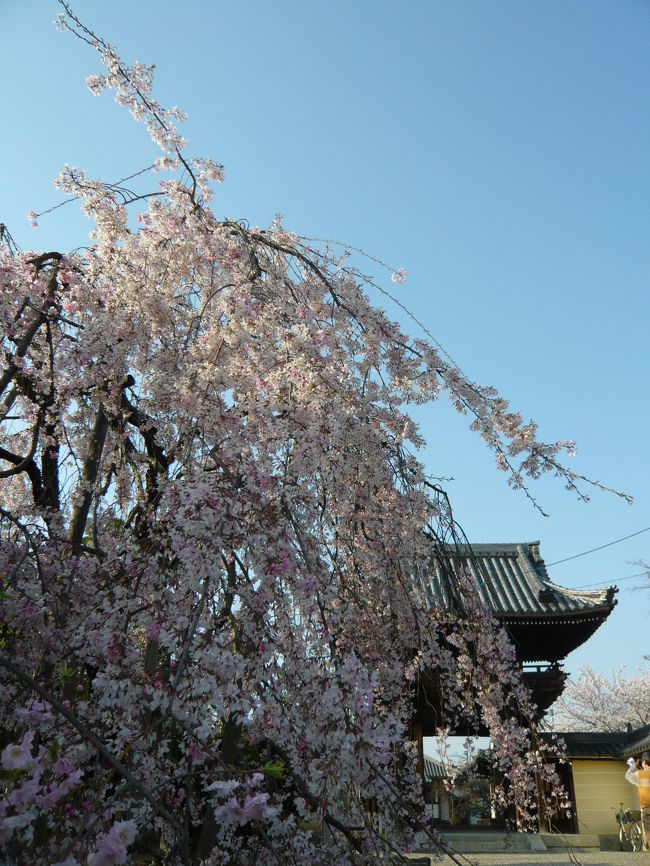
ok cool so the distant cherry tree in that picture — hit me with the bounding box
[548,666,650,733]
[0,5,620,865]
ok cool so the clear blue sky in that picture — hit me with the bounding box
[2,1,648,678]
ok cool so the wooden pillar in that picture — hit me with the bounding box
[412,712,425,795]
[566,761,579,835]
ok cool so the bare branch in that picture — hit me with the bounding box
[0,445,43,502]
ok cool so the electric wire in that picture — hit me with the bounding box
[571,570,648,590]
[545,526,650,568]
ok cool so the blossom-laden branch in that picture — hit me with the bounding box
[0,655,185,838]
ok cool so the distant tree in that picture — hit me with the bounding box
[627,561,650,662]
[634,560,650,599]
[0,4,622,864]
[548,666,650,732]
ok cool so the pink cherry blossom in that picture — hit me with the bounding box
[106,820,137,848]
[206,779,240,797]
[242,792,278,821]
[85,74,105,95]
[1,730,36,771]
[0,811,37,844]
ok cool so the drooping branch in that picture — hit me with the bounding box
[0,505,46,593]
[168,573,212,713]
[0,254,61,402]
[267,741,364,855]
[0,654,185,840]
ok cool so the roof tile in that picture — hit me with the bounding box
[416,542,617,618]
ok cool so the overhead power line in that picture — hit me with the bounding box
[571,570,648,590]
[545,526,650,568]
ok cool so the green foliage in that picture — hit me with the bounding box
[261,759,286,781]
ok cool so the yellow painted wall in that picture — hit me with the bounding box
[572,758,639,836]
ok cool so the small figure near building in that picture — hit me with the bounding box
[625,751,650,851]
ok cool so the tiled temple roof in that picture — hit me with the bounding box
[423,755,446,782]
[622,725,650,758]
[415,542,617,619]
[543,724,650,759]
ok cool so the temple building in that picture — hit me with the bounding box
[412,541,618,736]
[407,541,619,833]
[540,724,650,836]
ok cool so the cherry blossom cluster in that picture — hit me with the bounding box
[0,4,612,864]
[550,665,650,732]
